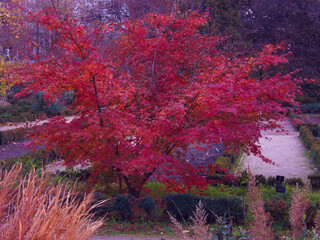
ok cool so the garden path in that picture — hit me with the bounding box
[241,121,316,179]
[0,116,75,161]
[0,116,75,131]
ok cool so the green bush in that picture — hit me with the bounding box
[0,149,60,175]
[113,194,135,220]
[308,173,320,190]
[32,91,61,116]
[266,176,276,186]
[299,124,320,169]
[90,192,112,218]
[255,174,267,186]
[285,177,304,187]
[265,199,290,227]
[135,195,155,216]
[165,193,202,221]
[0,103,38,124]
[206,197,244,223]
[165,193,244,224]
[0,127,28,145]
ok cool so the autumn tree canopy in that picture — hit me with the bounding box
[18,6,299,197]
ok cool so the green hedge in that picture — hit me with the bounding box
[0,149,61,175]
[0,112,38,124]
[0,127,28,145]
[298,124,320,169]
[308,173,320,190]
[165,193,244,223]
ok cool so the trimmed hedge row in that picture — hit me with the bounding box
[0,112,38,124]
[112,194,156,220]
[298,124,320,169]
[165,193,244,223]
[308,174,320,190]
[0,149,61,174]
[0,127,28,145]
[253,174,304,187]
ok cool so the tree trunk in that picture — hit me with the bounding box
[123,172,154,198]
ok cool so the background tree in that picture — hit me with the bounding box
[0,0,25,55]
[240,0,320,103]
[179,0,242,36]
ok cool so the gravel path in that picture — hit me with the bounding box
[242,121,316,179]
[0,116,75,132]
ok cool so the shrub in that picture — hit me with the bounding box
[215,156,232,170]
[0,149,61,175]
[206,197,244,223]
[207,164,237,186]
[113,194,135,220]
[90,192,113,218]
[285,177,304,187]
[308,173,320,190]
[255,174,267,186]
[0,164,103,240]
[266,176,276,186]
[235,170,248,187]
[0,101,38,124]
[165,193,203,221]
[135,195,156,216]
[299,124,320,169]
[32,91,61,116]
[165,193,244,224]
[265,200,290,226]
[305,203,318,229]
[0,127,28,145]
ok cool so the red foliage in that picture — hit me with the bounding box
[18,7,300,197]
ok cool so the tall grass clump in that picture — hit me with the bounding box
[168,200,210,240]
[0,164,104,240]
[289,182,310,239]
[247,170,272,240]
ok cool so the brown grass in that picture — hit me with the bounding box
[0,164,104,240]
[247,169,272,240]
[168,200,210,240]
[289,182,310,239]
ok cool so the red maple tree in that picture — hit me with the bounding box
[18,7,299,197]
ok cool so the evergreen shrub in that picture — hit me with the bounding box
[135,195,155,216]
[165,193,244,223]
[113,194,135,220]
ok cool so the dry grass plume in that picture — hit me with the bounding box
[0,164,104,240]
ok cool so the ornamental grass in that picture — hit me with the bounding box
[0,164,104,240]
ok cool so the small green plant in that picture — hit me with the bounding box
[211,214,250,240]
